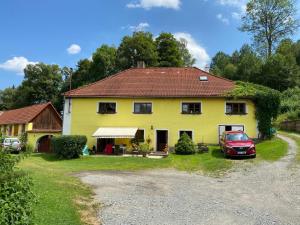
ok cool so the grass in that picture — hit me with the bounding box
[255,137,288,161]
[17,139,288,225]
[278,131,300,162]
[19,157,93,225]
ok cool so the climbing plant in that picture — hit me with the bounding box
[227,81,281,139]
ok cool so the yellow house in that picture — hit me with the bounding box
[63,67,258,152]
[0,102,62,152]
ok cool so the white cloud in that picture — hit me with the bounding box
[216,14,229,25]
[126,0,181,10]
[128,22,150,32]
[217,0,247,19]
[67,44,81,55]
[174,32,210,69]
[0,56,38,75]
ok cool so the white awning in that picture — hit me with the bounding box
[92,127,138,139]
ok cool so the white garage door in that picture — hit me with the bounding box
[218,125,244,141]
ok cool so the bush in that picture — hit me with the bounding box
[175,133,196,155]
[139,143,151,156]
[51,135,87,159]
[0,150,35,225]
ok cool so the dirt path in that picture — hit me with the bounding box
[78,135,300,225]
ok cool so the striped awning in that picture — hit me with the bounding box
[92,127,138,139]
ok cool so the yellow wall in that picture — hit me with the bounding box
[70,98,258,149]
[27,132,61,150]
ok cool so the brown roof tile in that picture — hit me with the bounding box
[0,102,56,125]
[64,67,235,98]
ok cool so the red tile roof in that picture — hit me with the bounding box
[0,102,55,125]
[64,67,235,98]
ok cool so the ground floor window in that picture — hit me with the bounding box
[135,129,145,142]
[179,130,193,140]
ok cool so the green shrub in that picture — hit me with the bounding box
[175,133,196,155]
[0,150,35,225]
[139,143,151,156]
[51,135,87,159]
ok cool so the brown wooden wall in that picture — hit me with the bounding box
[32,106,62,130]
[280,120,300,133]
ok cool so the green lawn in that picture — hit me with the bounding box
[18,139,288,225]
[255,137,288,161]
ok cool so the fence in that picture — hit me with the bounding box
[280,120,300,133]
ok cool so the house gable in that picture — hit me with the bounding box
[31,104,62,131]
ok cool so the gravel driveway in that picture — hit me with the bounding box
[77,135,300,225]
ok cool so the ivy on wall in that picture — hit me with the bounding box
[227,81,281,139]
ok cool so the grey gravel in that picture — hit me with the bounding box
[77,134,300,225]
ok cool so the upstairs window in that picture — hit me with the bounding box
[98,102,116,114]
[226,103,246,115]
[182,103,201,114]
[134,103,152,114]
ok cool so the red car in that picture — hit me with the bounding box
[220,131,256,158]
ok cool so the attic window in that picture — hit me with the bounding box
[199,76,208,81]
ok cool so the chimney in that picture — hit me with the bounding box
[204,64,210,72]
[137,61,146,68]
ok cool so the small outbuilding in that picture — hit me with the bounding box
[0,102,62,152]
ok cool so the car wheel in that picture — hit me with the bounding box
[252,155,256,159]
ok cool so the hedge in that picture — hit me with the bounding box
[51,135,87,159]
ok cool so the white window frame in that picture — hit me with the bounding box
[97,101,117,114]
[180,101,202,114]
[132,101,153,114]
[178,130,194,141]
[224,101,248,115]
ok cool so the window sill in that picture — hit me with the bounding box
[133,112,153,114]
[225,113,248,115]
[97,112,117,114]
[181,112,202,115]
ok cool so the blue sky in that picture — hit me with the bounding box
[0,0,299,89]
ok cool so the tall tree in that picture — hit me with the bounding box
[209,52,231,76]
[70,59,92,89]
[240,0,299,57]
[236,44,262,82]
[14,63,63,110]
[117,32,158,69]
[177,38,196,67]
[156,32,184,67]
[89,45,117,81]
[259,53,300,91]
[0,87,17,110]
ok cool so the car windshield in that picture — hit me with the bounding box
[226,133,249,141]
